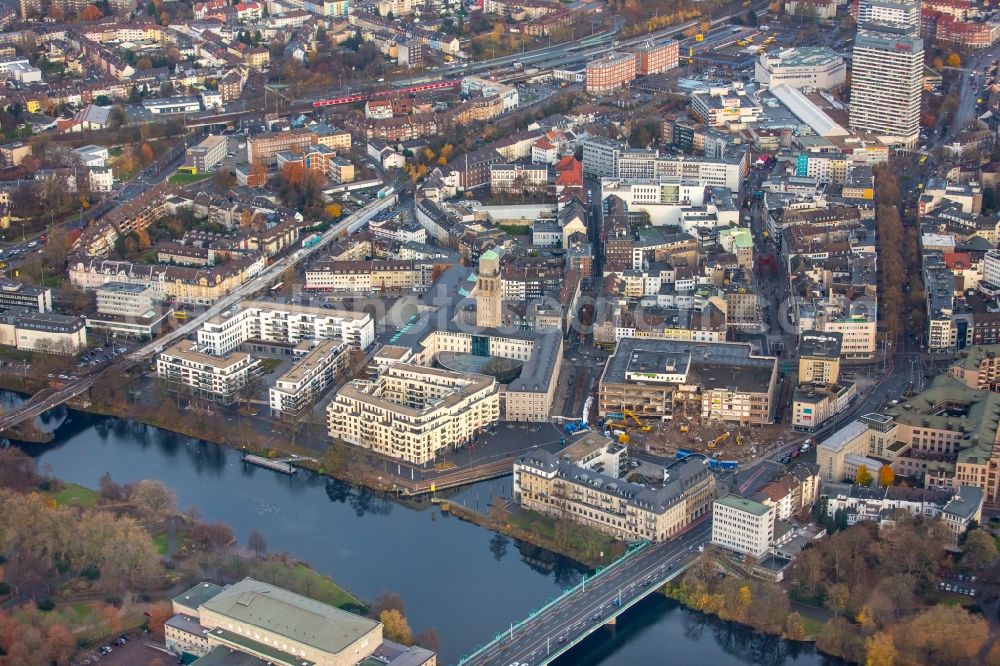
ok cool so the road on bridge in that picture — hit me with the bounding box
[464,522,711,666]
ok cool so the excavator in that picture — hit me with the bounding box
[707,432,730,449]
[736,433,744,446]
[623,408,652,432]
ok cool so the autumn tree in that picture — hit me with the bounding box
[127,479,177,521]
[961,529,999,570]
[784,612,806,641]
[140,143,155,166]
[855,465,873,487]
[893,605,988,664]
[933,56,944,72]
[249,160,268,186]
[946,52,961,68]
[864,632,897,666]
[379,609,412,645]
[146,601,174,636]
[81,3,103,20]
[324,203,342,219]
[878,465,894,487]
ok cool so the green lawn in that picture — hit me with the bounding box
[153,532,169,555]
[289,564,363,610]
[48,483,99,507]
[801,616,826,637]
[168,171,212,186]
[259,358,282,375]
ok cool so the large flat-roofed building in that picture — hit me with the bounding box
[586,51,636,94]
[711,495,775,557]
[164,578,436,666]
[0,310,87,355]
[157,341,262,404]
[269,340,349,417]
[184,135,227,173]
[197,301,375,355]
[326,363,500,464]
[0,277,51,313]
[514,443,716,542]
[96,282,154,317]
[416,326,563,422]
[633,40,679,75]
[247,128,318,166]
[755,47,847,90]
[599,338,778,425]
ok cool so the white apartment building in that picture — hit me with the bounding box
[711,495,775,558]
[326,363,500,464]
[157,341,262,404]
[755,47,847,90]
[268,340,348,417]
[857,0,921,34]
[603,151,749,192]
[197,301,375,355]
[96,282,154,317]
[849,26,923,148]
[581,137,622,178]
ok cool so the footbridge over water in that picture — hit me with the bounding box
[460,522,711,665]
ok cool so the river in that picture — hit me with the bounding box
[14,403,839,665]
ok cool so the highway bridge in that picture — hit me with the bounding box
[460,522,711,666]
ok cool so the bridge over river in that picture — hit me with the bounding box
[460,521,711,665]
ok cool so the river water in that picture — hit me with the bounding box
[14,403,838,665]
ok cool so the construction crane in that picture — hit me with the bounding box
[623,409,652,432]
[707,432,730,449]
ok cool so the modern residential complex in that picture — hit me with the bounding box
[157,341,263,404]
[326,363,500,464]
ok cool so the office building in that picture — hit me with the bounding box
[0,277,51,312]
[849,24,923,148]
[515,442,716,542]
[96,282,154,317]
[711,495,775,558]
[586,52,637,94]
[326,363,500,465]
[247,128,318,165]
[633,40,679,75]
[183,135,227,173]
[599,338,778,425]
[798,330,842,383]
[157,341,262,404]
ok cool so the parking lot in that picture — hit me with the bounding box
[74,636,171,666]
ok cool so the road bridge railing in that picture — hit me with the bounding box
[457,540,650,665]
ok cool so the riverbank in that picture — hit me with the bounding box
[437,499,625,569]
[1,371,624,570]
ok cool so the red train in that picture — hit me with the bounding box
[312,79,461,108]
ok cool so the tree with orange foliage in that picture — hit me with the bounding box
[140,143,154,166]
[249,160,268,186]
[879,465,895,487]
[81,3,103,20]
[324,203,342,218]
[146,601,174,637]
[280,161,307,186]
